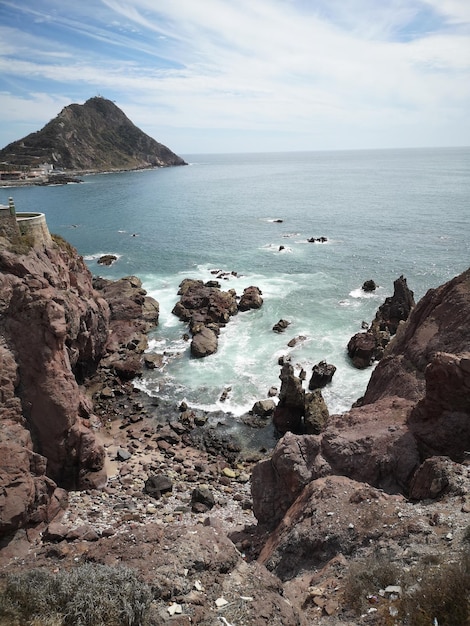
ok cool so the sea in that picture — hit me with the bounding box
[2,147,469,433]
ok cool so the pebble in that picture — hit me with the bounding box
[222,468,236,478]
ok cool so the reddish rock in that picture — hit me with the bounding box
[363,268,470,404]
[253,397,418,528]
[0,241,109,492]
[190,325,218,358]
[258,475,405,581]
[238,285,263,311]
[408,456,469,500]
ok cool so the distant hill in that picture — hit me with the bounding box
[0,97,186,171]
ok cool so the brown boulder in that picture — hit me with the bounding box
[238,285,263,311]
[408,456,469,500]
[251,432,328,527]
[347,331,377,368]
[190,326,218,358]
[304,390,329,435]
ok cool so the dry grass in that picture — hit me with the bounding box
[0,563,152,626]
[343,548,470,625]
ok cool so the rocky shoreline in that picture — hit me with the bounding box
[1,224,470,624]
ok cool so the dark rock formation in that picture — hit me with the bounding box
[272,362,329,436]
[97,254,117,266]
[272,363,305,434]
[308,360,337,389]
[347,275,415,368]
[272,319,290,333]
[372,274,415,336]
[347,331,378,369]
[0,96,187,172]
[362,279,377,292]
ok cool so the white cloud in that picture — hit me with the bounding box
[0,0,469,151]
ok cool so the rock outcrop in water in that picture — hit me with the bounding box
[347,275,415,368]
[172,278,263,358]
[0,96,186,172]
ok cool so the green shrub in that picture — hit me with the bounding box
[0,563,152,626]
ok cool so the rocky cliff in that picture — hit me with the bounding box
[0,228,159,536]
[0,97,186,172]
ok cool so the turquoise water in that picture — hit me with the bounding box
[3,147,469,416]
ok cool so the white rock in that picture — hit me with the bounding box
[167,602,182,616]
[215,597,229,608]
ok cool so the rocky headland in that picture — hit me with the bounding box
[1,216,470,625]
[0,96,186,177]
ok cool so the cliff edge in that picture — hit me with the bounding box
[0,218,159,536]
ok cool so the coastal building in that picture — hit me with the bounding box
[0,197,52,246]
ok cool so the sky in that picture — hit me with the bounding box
[0,0,469,154]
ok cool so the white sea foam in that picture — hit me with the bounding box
[349,287,385,299]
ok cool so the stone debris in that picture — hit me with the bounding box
[167,602,183,615]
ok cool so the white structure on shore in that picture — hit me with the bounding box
[0,197,52,246]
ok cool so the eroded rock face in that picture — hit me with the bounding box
[258,475,405,581]
[253,397,419,528]
[408,351,470,461]
[0,242,109,491]
[364,268,470,404]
